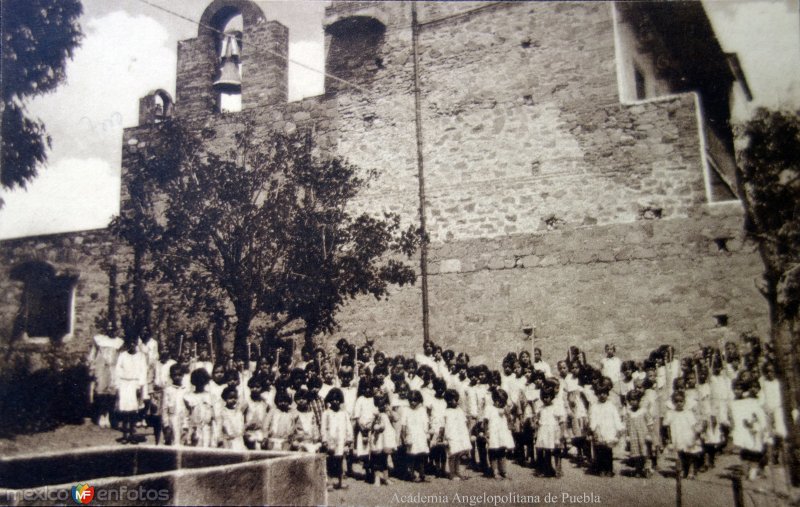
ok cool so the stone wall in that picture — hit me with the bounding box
[0,229,115,365]
[176,2,288,119]
[0,1,768,372]
[331,203,768,367]
[325,3,711,243]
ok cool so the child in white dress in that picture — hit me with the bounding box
[401,390,430,482]
[535,388,566,477]
[443,389,471,480]
[485,389,514,479]
[244,377,268,450]
[115,340,147,444]
[293,390,322,452]
[370,392,396,485]
[265,391,295,450]
[183,368,215,447]
[353,379,378,482]
[390,380,411,480]
[220,386,245,450]
[322,388,353,490]
[589,380,623,476]
[759,363,787,465]
[162,364,187,446]
[664,391,703,479]
[730,378,768,480]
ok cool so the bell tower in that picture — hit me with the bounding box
[175,0,288,117]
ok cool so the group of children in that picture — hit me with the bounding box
[90,332,789,487]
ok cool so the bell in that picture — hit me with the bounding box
[213,32,241,93]
[213,59,242,93]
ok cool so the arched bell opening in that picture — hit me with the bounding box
[138,89,174,125]
[325,16,386,93]
[212,12,244,113]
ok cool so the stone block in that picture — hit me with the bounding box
[439,258,462,274]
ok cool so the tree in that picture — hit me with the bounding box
[112,118,418,362]
[1,0,83,191]
[736,107,800,485]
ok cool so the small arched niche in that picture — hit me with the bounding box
[138,89,174,125]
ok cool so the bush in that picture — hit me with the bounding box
[0,358,91,438]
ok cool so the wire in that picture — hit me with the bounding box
[133,0,372,94]
[417,2,504,28]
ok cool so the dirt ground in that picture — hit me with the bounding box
[1,420,797,507]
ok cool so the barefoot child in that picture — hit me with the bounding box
[162,363,187,446]
[429,378,449,477]
[485,389,514,479]
[183,368,215,447]
[589,379,623,476]
[115,340,147,444]
[664,391,703,479]
[322,388,353,490]
[625,390,653,478]
[730,378,767,480]
[534,385,566,477]
[401,390,430,482]
[370,392,396,485]
[220,386,245,450]
[438,388,469,480]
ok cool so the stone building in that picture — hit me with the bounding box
[0,0,767,367]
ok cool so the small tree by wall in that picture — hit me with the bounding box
[112,118,419,362]
[736,107,800,485]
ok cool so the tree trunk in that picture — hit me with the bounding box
[232,308,252,366]
[771,287,800,486]
[210,318,225,364]
[107,263,119,337]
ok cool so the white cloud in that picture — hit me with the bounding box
[28,11,176,162]
[0,11,175,239]
[0,158,120,239]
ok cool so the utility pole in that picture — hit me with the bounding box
[411,2,431,346]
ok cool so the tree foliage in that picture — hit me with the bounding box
[738,108,800,316]
[1,0,83,190]
[111,119,419,360]
[737,107,800,485]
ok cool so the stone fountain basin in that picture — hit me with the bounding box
[0,445,327,506]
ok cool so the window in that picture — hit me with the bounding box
[706,153,737,202]
[634,65,646,100]
[10,261,77,342]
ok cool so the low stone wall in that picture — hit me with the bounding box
[0,446,327,506]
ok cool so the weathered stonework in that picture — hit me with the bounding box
[0,230,116,366]
[0,1,768,368]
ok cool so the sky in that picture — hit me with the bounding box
[0,0,798,240]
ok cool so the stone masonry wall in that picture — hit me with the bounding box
[3,1,766,371]
[313,1,769,367]
[331,204,768,368]
[119,1,766,368]
[176,15,288,119]
[0,229,115,366]
[326,2,709,244]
